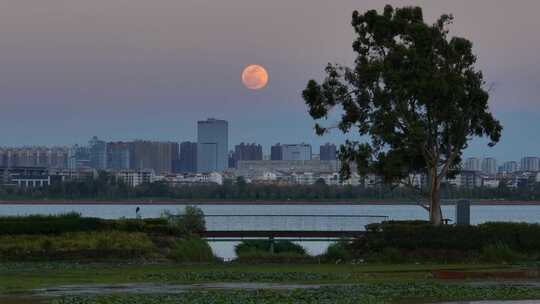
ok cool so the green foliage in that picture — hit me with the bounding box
[348,221,540,262]
[0,214,175,236]
[0,231,156,260]
[9,174,540,201]
[168,237,216,263]
[481,242,524,264]
[323,240,353,262]
[162,206,206,236]
[235,240,307,255]
[302,5,502,225]
[234,240,310,263]
[51,283,540,304]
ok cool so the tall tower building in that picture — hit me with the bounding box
[270,143,283,161]
[320,143,337,161]
[128,140,179,174]
[178,141,197,173]
[89,136,107,170]
[107,142,131,170]
[197,118,228,172]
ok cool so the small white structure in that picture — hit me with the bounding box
[115,169,155,187]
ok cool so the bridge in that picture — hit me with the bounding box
[201,214,388,242]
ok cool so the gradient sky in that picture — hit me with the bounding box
[1,0,539,162]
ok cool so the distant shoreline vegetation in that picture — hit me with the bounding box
[2,173,540,203]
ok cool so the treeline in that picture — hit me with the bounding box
[2,171,540,201]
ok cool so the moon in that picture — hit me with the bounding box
[241,64,269,90]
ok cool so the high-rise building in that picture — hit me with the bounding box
[501,161,518,173]
[107,142,130,170]
[521,157,540,172]
[230,142,263,168]
[464,157,481,172]
[0,147,69,169]
[270,143,283,161]
[68,145,90,169]
[481,157,497,175]
[129,140,179,174]
[282,144,312,161]
[178,141,197,173]
[197,118,228,172]
[89,136,107,170]
[320,143,337,161]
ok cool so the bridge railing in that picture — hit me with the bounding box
[203,214,388,232]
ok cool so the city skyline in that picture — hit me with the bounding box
[0,1,539,161]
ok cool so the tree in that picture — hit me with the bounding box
[302,5,502,225]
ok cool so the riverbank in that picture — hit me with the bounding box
[2,199,540,205]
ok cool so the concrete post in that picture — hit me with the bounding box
[455,200,471,226]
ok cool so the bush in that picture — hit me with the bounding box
[480,242,523,264]
[323,240,352,262]
[0,212,102,235]
[235,240,306,256]
[168,237,216,263]
[0,214,178,236]
[234,251,314,264]
[162,206,206,236]
[0,231,157,260]
[346,221,540,263]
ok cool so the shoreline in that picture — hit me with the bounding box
[1,199,540,205]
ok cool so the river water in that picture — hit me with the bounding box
[1,203,539,259]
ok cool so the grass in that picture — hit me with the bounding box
[0,262,517,293]
[1,262,538,304]
[48,284,540,304]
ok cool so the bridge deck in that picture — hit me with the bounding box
[202,230,366,238]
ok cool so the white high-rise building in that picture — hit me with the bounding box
[464,157,481,171]
[521,157,539,172]
[197,118,228,172]
[481,157,497,175]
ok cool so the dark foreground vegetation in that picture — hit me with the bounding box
[2,208,540,264]
[3,171,540,202]
[0,207,214,262]
[1,211,540,303]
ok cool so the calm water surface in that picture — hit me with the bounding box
[1,203,539,259]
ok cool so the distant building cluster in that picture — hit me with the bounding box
[449,156,540,189]
[0,118,345,188]
[5,118,536,191]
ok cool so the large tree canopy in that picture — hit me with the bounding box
[302,5,502,225]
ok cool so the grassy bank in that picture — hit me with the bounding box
[51,284,540,304]
[0,262,539,303]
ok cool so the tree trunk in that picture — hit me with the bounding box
[429,169,443,226]
[429,191,442,226]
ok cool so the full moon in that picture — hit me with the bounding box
[241,64,269,90]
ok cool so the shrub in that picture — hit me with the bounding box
[323,240,352,262]
[234,251,314,264]
[168,237,216,263]
[0,231,157,260]
[162,206,206,236]
[235,240,306,256]
[370,247,405,264]
[346,221,540,263]
[480,242,523,264]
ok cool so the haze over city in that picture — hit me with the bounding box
[1,0,539,161]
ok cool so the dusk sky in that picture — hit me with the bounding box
[1,0,539,162]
